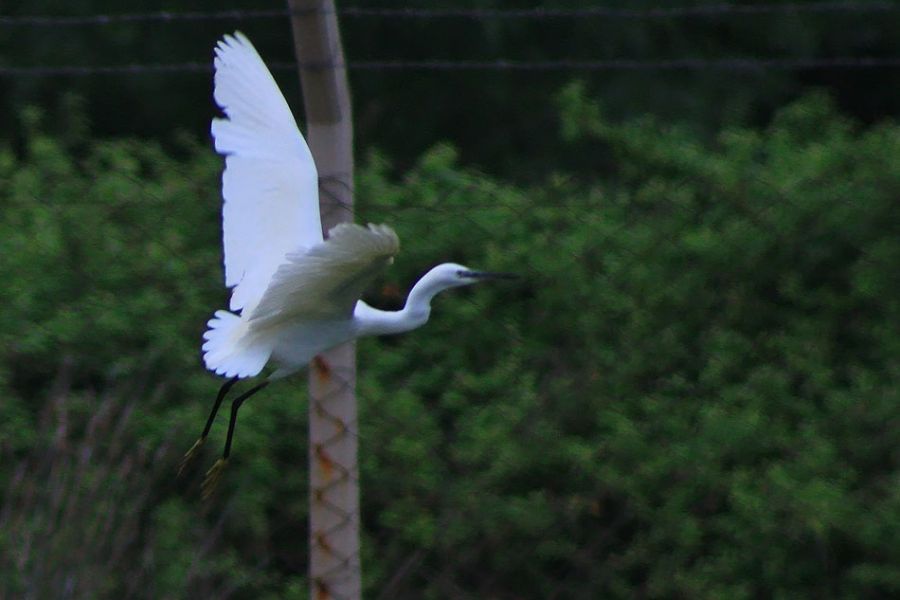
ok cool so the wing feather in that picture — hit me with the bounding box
[249,224,400,328]
[212,32,323,314]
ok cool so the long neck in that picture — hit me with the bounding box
[356,272,450,336]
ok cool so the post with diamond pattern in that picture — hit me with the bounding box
[288,1,360,598]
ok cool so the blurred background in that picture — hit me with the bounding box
[1,1,899,598]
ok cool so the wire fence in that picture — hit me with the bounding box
[3,2,900,76]
[4,57,900,77]
[1,2,899,26]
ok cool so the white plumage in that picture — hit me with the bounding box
[251,223,399,326]
[212,32,321,314]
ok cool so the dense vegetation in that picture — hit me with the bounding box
[1,90,898,598]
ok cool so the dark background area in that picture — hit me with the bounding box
[4,1,900,177]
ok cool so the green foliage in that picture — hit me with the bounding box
[359,90,900,596]
[2,93,899,597]
[0,109,221,384]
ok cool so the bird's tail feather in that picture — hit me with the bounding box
[202,310,271,378]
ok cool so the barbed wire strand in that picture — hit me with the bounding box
[1,2,899,27]
[3,57,900,77]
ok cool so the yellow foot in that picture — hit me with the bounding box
[202,458,229,500]
[177,437,206,478]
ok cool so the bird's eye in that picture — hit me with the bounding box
[456,270,467,278]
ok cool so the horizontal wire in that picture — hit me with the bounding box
[0,3,898,27]
[0,9,295,26]
[343,3,900,18]
[347,57,900,71]
[3,57,900,77]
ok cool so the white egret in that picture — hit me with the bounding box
[181,32,514,493]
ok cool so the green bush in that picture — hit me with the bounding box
[1,93,898,598]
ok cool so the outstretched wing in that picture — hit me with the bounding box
[248,224,400,328]
[212,32,323,314]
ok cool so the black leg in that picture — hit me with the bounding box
[178,376,239,478]
[223,381,269,459]
[201,380,269,499]
[203,376,239,438]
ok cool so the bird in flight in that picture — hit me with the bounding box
[180,32,514,496]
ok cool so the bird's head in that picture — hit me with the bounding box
[430,262,519,289]
[402,262,519,318]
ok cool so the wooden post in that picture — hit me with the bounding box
[287,2,360,599]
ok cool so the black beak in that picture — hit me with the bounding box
[461,271,520,280]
